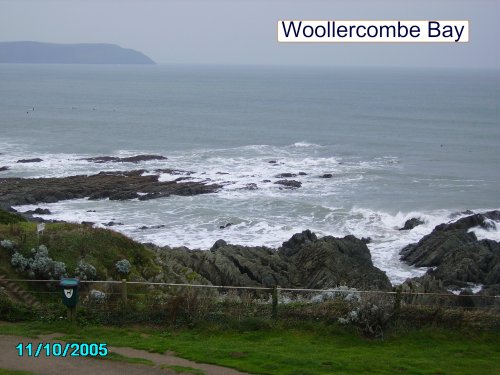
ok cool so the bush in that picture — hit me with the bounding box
[75,260,97,280]
[338,293,394,338]
[10,245,67,280]
[87,289,106,304]
[1,239,16,250]
[115,259,131,275]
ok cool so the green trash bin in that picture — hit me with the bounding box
[60,278,80,307]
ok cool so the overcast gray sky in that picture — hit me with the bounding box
[1,0,499,69]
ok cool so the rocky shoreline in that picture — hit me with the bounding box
[0,169,220,209]
[399,211,500,296]
[154,230,392,291]
[0,166,498,295]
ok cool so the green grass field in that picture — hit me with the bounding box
[0,321,498,375]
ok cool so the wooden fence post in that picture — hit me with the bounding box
[121,279,128,305]
[272,286,279,319]
[394,286,402,318]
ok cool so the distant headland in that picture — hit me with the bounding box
[0,41,155,64]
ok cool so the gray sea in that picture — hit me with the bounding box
[1,64,499,283]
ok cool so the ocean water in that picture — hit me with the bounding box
[1,64,499,284]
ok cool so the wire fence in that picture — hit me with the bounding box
[1,278,499,330]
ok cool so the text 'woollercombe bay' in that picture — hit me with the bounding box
[278,20,469,43]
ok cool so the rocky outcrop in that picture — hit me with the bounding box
[16,158,42,163]
[0,170,220,208]
[274,180,301,189]
[25,208,51,215]
[0,166,9,172]
[159,231,391,290]
[400,211,500,291]
[279,233,392,290]
[275,173,297,178]
[82,154,167,163]
[399,217,424,230]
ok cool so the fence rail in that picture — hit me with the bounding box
[1,278,499,329]
[1,278,498,299]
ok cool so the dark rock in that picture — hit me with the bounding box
[400,211,500,289]
[361,237,372,244]
[86,210,96,212]
[0,170,220,207]
[174,177,193,182]
[216,172,229,175]
[274,180,301,188]
[211,239,227,251]
[83,156,117,163]
[83,154,167,163]
[119,155,167,163]
[275,173,297,178]
[158,230,391,290]
[219,223,233,229]
[17,158,43,163]
[280,230,317,256]
[268,160,277,164]
[139,224,167,230]
[262,180,271,183]
[0,166,9,172]
[32,208,51,215]
[155,168,194,175]
[399,218,424,231]
[320,173,333,178]
[109,191,139,200]
[449,210,475,219]
[279,234,392,290]
[298,172,307,176]
[103,221,123,227]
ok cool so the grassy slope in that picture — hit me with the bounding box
[0,321,498,375]
[0,219,160,281]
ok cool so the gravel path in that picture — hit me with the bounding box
[0,334,251,375]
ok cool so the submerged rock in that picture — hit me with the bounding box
[399,217,424,231]
[0,166,9,172]
[83,154,167,163]
[274,180,301,188]
[29,208,51,215]
[16,158,42,163]
[275,173,297,178]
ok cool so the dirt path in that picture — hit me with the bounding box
[0,334,251,375]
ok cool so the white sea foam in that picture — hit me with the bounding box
[6,140,499,285]
[468,221,500,242]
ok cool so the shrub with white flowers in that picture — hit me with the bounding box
[338,292,393,338]
[115,259,131,275]
[10,245,66,280]
[310,286,361,303]
[87,289,106,303]
[75,260,97,280]
[11,252,29,271]
[1,239,15,250]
